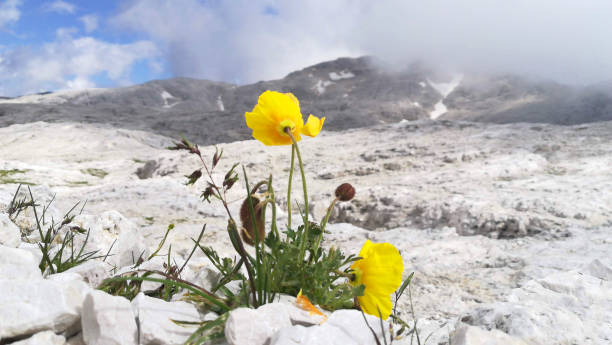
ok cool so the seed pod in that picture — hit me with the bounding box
[239,196,266,245]
[335,183,355,201]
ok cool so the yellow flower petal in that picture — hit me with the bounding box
[244,91,321,146]
[350,240,404,319]
[285,92,300,107]
[301,115,325,137]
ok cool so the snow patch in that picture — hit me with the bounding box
[427,74,463,98]
[430,101,448,120]
[413,102,421,107]
[217,95,225,112]
[329,70,355,81]
[161,90,178,108]
[313,80,334,95]
[427,74,463,119]
[419,82,426,88]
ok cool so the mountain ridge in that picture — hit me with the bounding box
[1,56,610,145]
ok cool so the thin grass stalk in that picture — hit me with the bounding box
[108,275,230,312]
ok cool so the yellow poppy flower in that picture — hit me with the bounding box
[245,90,325,145]
[350,240,404,319]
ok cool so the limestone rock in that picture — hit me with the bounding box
[10,330,66,345]
[131,293,201,345]
[63,260,110,288]
[0,245,42,280]
[66,211,149,269]
[225,304,292,345]
[0,279,86,341]
[462,268,612,345]
[0,213,20,247]
[450,324,527,345]
[81,290,138,345]
[271,309,389,345]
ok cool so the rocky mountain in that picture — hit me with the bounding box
[1,56,610,146]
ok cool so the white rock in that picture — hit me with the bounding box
[463,269,612,345]
[137,256,187,292]
[450,324,527,345]
[67,211,149,269]
[81,290,138,345]
[0,279,86,341]
[0,213,20,247]
[18,242,43,262]
[0,244,42,279]
[225,304,292,345]
[64,260,110,288]
[271,325,353,345]
[46,272,84,283]
[182,256,222,292]
[131,293,201,345]
[271,309,388,345]
[10,330,66,345]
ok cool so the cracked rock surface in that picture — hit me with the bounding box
[0,119,610,344]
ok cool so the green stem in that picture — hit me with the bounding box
[313,198,338,253]
[287,145,295,229]
[284,129,309,262]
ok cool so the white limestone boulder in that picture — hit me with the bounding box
[0,213,21,247]
[450,324,527,345]
[271,309,389,345]
[461,267,612,345]
[64,211,149,269]
[10,330,66,345]
[0,245,42,280]
[225,303,293,345]
[0,279,87,341]
[63,260,110,288]
[81,290,138,345]
[131,293,201,345]
[226,301,333,345]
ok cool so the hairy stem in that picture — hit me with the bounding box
[284,129,309,262]
[287,145,295,229]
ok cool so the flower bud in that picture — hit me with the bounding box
[239,196,266,245]
[335,183,355,201]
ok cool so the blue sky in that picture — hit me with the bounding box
[0,0,170,96]
[1,0,611,97]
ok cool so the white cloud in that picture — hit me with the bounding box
[112,0,360,84]
[79,14,98,33]
[0,0,21,28]
[0,30,160,96]
[112,0,612,86]
[45,0,75,14]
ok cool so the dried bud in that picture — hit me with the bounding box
[185,169,202,185]
[335,183,355,201]
[239,196,266,245]
[201,183,215,202]
[212,146,223,168]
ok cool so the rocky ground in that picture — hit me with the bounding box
[0,119,610,344]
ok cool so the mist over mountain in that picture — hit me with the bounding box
[1,56,610,145]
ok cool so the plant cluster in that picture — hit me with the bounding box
[8,184,105,274]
